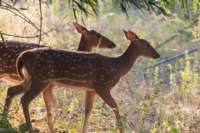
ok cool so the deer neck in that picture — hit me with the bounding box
[77,36,92,52]
[117,44,139,77]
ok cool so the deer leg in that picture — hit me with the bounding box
[43,85,56,133]
[21,82,46,133]
[82,91,95,133]
[95,89,124,133]
[3,85,27,115]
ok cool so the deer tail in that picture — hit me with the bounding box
[16,51,32,80]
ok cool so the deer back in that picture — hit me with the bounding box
[0,41,46,78]
[17,48,120,88]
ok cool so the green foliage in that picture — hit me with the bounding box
[178,52,199,95]
[0,113,17,133]
[18,123,29,133]
[8,0,200,19]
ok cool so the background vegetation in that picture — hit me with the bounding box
[0,0,200,132]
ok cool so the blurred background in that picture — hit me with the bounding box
[0,0,200,132]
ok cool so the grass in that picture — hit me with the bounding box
[0,61,200,133]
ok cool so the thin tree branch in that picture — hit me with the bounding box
[1,0,46,35]
[0,28,54,39]
[156,17,199,49]
[38,0,42,44]
[146,44,200,69]
[0,31,6,45]
[1,1,40,31]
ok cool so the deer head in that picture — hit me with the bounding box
[123,30,160,59]
[74,22,116,51]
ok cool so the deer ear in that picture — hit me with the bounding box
[73,22,88,34]
[123,30,128,38]
[124,30,136,41]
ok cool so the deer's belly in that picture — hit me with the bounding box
[50,79,94,92]
[0,74,20,83]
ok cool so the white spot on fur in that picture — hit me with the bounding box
[21,66,32,91]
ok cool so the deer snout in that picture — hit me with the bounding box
[153,53,160,59]
[109,43,116,49]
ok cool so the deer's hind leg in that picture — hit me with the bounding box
[95,87,124,133]
[21,81,47,133]
[43,84,56,133]
[3,84,28,115]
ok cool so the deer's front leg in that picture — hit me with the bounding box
[43,84,56,133]
[82,91,95,133]
[95,88,124,133]
[21,81,47,133]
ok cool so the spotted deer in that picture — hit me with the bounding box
[3,23,116,132]
[0,41,46,82]
[4,30,160,133]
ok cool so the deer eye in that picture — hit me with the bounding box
[97,33,101,38]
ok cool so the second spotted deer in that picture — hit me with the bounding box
[42,22,116,132]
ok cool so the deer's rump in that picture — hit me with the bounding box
[0,41,46,78]
[17,48,117,84]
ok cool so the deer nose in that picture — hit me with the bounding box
[154,53,160,59]
[109,43,116,49]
